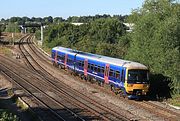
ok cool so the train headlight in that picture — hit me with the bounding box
[127,84,134,87]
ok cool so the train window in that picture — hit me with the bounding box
[115,71,120,79]
[91,64,94,70]
[62,56,65,60]
[89,65,91,70]
[52,52,55,57]
[88,63,90,69]
[101,67,105,73]
[57,55,60,60]
[94,65,98,72]
[97,66,101,72]
[78,61,82,67]
[58,55,62,60]
[109,69,114,77]
[68,58,72,63]
[60,56,62,60]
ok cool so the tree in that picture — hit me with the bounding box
[126,0,180,95]
[53,17,64,23]
[43,17,128,59]
[43,16,53,24]
[5,23,20,33]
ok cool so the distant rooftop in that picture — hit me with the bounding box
[123,23,134,32]
[71,23,84,26]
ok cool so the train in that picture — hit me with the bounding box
[51,46,150,99]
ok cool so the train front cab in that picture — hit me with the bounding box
[125,68,150,99]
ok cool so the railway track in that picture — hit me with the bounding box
[27,35,180,120]
[0,62,68,121]
[17,34,133,120]
[1,34,179,121]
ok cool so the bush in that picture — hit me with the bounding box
[0,110,19,121]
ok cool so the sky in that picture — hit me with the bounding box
[0,0,145,19]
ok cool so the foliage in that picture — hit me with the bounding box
[0,14,127,26]
[0,110,19,121]
[126,0,180,95]
[1,1,179,98]
[5,23,20,33]
[35,30,41,40]
[0,24,6,32]
[66,14,127,23]
[43,18,129,58]
[168,94,180,107]
[0,15,127,34]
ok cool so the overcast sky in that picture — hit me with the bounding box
[0,0,145,19]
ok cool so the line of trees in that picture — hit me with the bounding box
[0,15,127,25]
[0,14,127,33]
[43,17,129,58]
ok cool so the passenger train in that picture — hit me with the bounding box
[51,46,150,99]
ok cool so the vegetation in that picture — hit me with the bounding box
[126,0,180,96]
[5,23,20,33]
[0,47,12,56]
[0,0,179,101]
[168,94,180,107]
[41,0,180,99]
[43,18,129,58]
[0,109,19,121]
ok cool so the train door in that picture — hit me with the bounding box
[121,69,125,83]
[104,64,110,84]
[73,54,77,72]
[64,54,68,68]
[84,59,88,76]
[55,51,58,64]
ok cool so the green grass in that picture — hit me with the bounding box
[168,94,180,107]
[42,46,51,55]
[0,47,11,56]
[34,39,51,55]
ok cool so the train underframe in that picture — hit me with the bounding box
[53,62,148,100]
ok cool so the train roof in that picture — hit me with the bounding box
[52,46,77,55]
[52,46,148,70]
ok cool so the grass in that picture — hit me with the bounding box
[33,38,51,55]
[0,109,19,121]
[0,47,12,56]
[42,45,51,55]
[168,94,180,107]
[16,98,28,111]
[7,89,14,97]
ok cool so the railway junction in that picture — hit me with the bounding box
[0,34,180,121]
